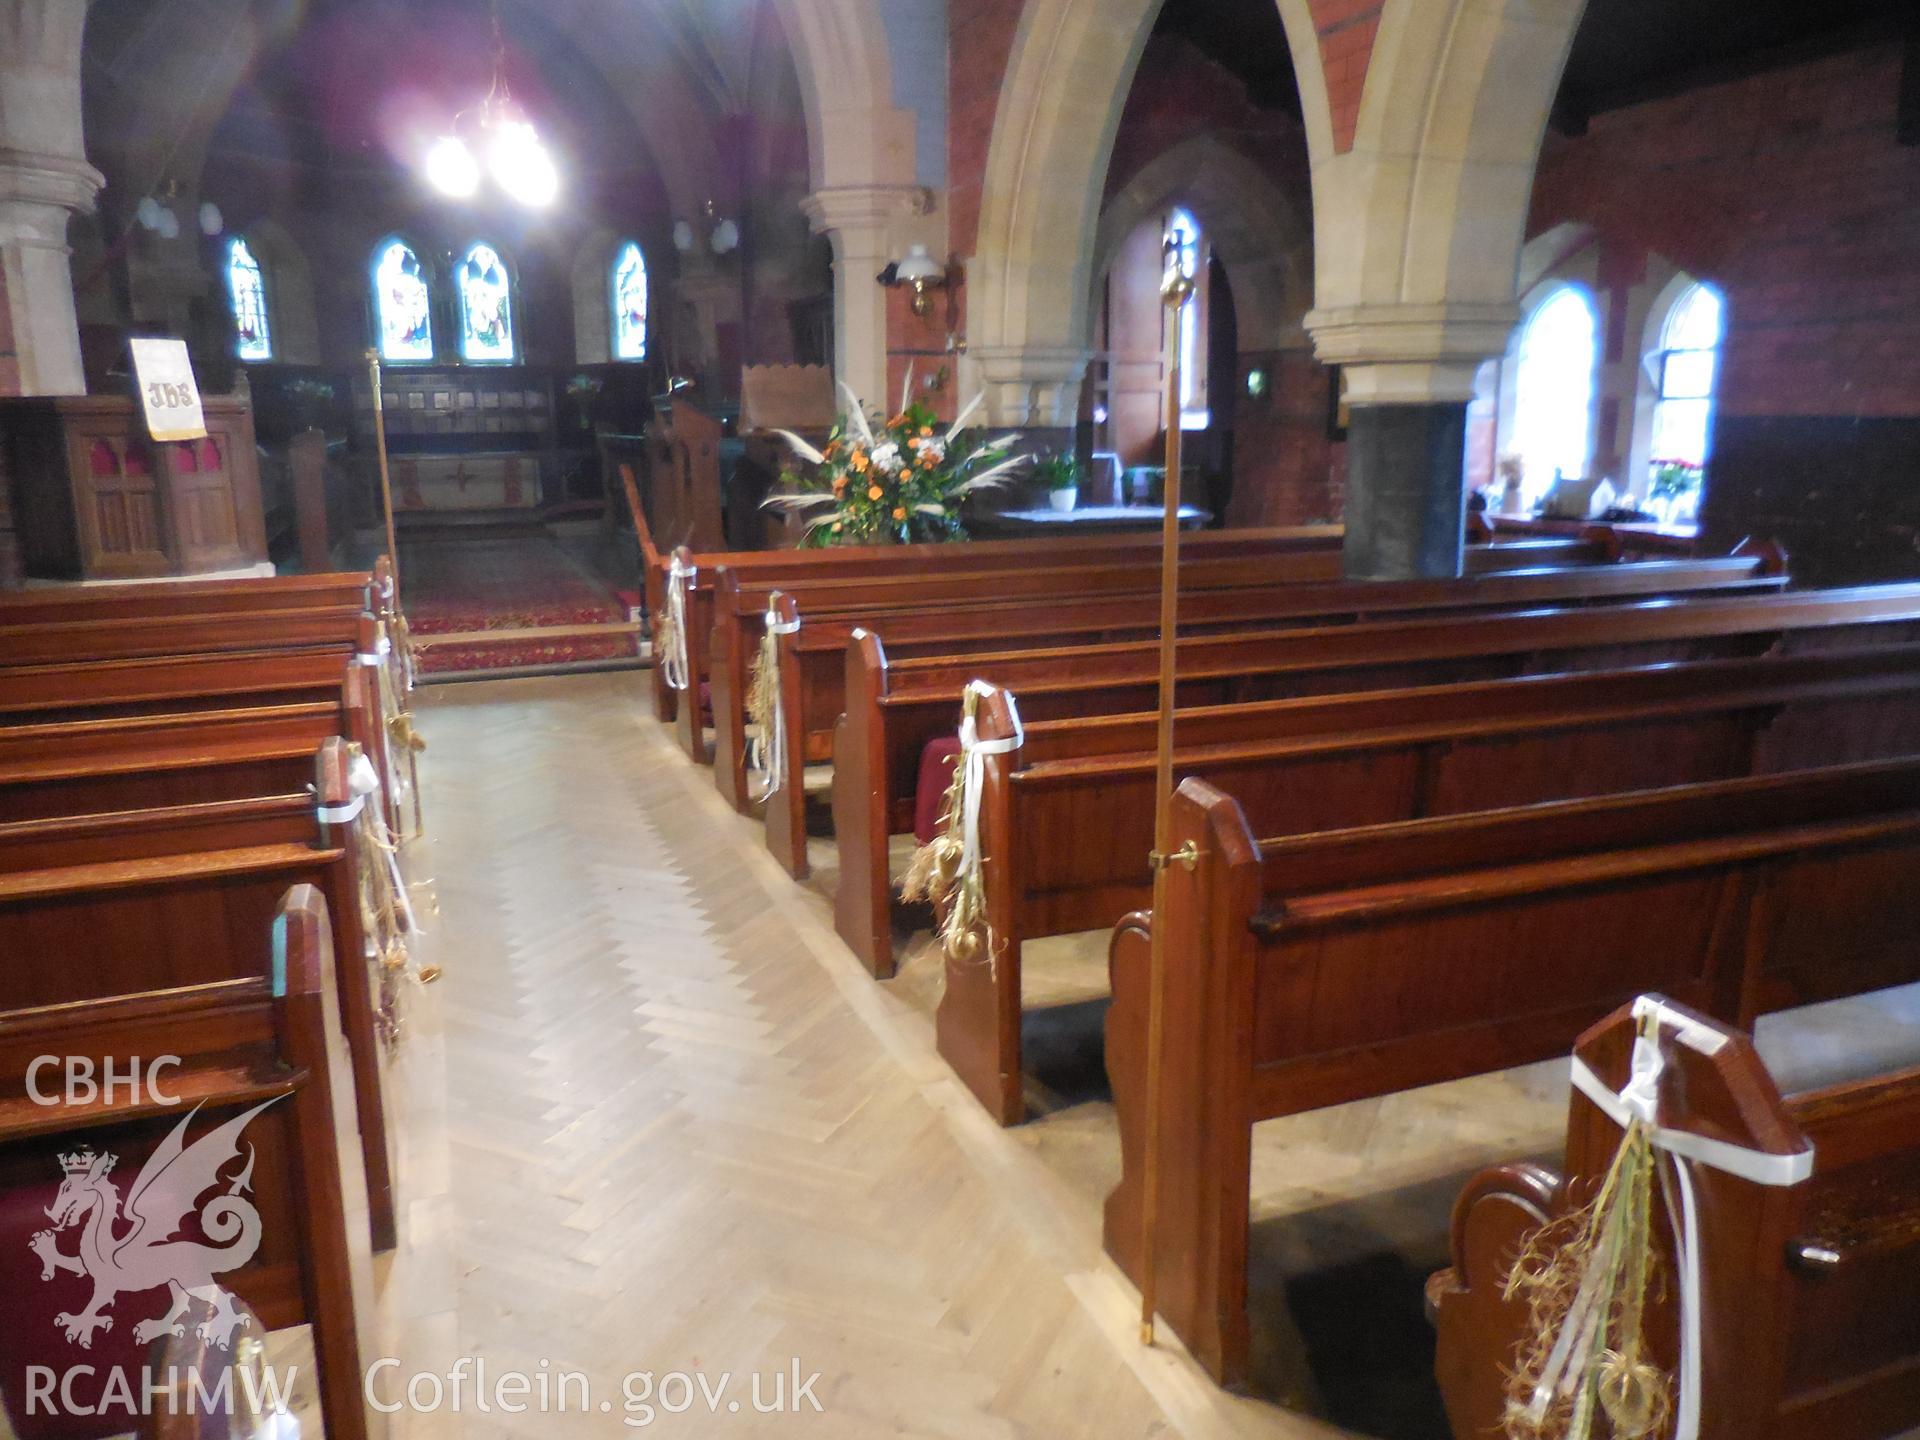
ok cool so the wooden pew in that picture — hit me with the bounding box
[671,535,1611,760]
[0,694,362,821]
[644,524,1344,724]
[1101,762,1920,1387]
[0,570,374,625]
[0,619,402,834]
[0,740,403,1255]
[734,550,1788,843]
[936,643,1920,1122]
[832,582,1920,977]
[0,605,372,667]
[0,887,377,1440]
[1429,997,1920,1440]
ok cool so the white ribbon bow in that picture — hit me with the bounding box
[661,557,694,692]
[749,601,802,798]
[355,631,393,667]
[1539,996,1814,1440]
[953,680,1024,878]
[315,750,384,825]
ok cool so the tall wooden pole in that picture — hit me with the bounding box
[1139,248,1196,1347]
[366,348,401,593]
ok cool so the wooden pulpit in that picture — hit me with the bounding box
[0,394,268,582]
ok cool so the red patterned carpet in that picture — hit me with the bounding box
[398,531,642,678]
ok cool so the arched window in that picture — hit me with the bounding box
[226,237,272,362]
[611,242,649,361]
[1649,282,1724,475]
[1164,207,1207,427]
[1510,284,1598,507]
[372,238,434,363]
[456,242,516,363]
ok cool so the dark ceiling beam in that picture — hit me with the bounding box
[1579,16,1901,119]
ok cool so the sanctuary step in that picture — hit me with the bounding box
[392,529,642,680]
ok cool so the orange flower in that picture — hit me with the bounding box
[906,435,921,450]
[850,449,870,473]
[887,412,909,428]
[823,440,840,458]
[892,506,908,521]
[832,474,847,494]
[920,451,938,469]
[831,521,843,533]
[920,425,934,437]
[868,484,884,501]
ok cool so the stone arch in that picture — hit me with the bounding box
[965,0,1328,423]
[1304,0,1589,400]
[1091,134,1313,355]
[239,217,321,365]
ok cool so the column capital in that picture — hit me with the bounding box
[0,146,101,224]
[1304,301,1518,405]
[800,185,930,250]
[968,345,1092,428]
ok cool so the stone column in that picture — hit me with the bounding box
[801,185,925,409]
[0,0,103,396]
[1307,302,1517,579]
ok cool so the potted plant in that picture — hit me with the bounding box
[1035,454,1082,513]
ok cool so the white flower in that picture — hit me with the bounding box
[870,441,903,473]
[918,438,947,466]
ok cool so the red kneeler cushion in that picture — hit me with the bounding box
[0,1165,157,1440]
[913,736,964,845]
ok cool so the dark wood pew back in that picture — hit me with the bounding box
[1430,997,1920,1440]
[0,739,399,1253]
[736,552,1786,854]
[0,887,375,1440]
[929,643,1920,1121]
[0,699,349,821]
[0,605,372,667]
[673,536,1614,756]
[0,571,373,625]
[832,582,1920,976]
[1101,763,1920,1386]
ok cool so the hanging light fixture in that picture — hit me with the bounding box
[424,3,558,208]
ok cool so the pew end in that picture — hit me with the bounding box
[759,591,810,877]
[932,682,1028,1126]
[832,630,899,978]
[1103,780,1266,1388]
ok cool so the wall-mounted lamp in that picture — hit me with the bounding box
[879,244,958,318]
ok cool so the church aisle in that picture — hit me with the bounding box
[405,672,1338,1440]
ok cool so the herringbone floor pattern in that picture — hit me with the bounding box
[405,672,1345,1440]
[394,672,1920,1440]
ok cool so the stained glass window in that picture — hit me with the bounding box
[456,242,515,363]
[373,238,434,363]
[1511,284,1598,509]
[1650,283,1724,472]
[226,237,272,362]
[611,242,648,361]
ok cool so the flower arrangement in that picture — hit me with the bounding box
[765,374,1027,546]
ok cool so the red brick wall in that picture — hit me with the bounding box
[1529,44,1920,421]
[1307,0,1381,153]
[1228,351,1342,526]
[948,0,1027,257]
[1529,44,1920,581]
[1103,37,1313,204]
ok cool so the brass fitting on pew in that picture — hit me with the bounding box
[1148,841,1201,873]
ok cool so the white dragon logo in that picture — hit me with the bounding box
[30,1099,281,1350]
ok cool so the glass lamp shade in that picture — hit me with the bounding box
[894,244,944,285]
[488,121,558,208]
